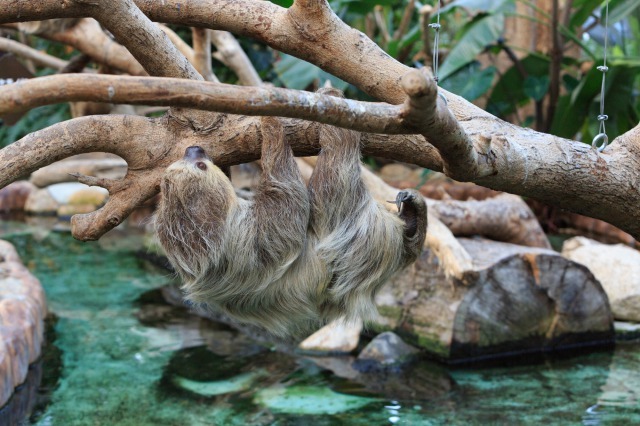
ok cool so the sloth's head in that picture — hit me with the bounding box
[160,146,237,217]
[162,146,236,198]
[163,146,228,188]
[157,146,237,279]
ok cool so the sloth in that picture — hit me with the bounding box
[155,99,427,338]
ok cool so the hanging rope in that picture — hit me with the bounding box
[592,0,610,153]
[428,0,447,104]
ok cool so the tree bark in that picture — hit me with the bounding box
[0,0,639,243]
[375,238,614,362]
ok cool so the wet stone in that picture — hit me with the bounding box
[24,189,59,215]
[354,332,420,372]
[0,181,36,213]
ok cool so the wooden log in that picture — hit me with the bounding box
[374,238,614,362]
[358,165,613,361]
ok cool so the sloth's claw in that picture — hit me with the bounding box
[395,190,414,212]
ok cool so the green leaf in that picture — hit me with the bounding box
[441,0,513,14]
[486,54,549,117]
[569,0,602,28]
[562,74,580,92]
[331,0,397,14]
[550,61,640,139]
[274,53,349,91]
[269,0,293,7]
[438,13,505,80]
[440,62,496,101]
[523,75,550,101]
[607,0,640,24]
[0,103,71,147]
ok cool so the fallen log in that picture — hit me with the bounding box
[374,238,614,362]
[294,159,613,360]
[357,164,613,361]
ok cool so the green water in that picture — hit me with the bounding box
[2,225,640,425]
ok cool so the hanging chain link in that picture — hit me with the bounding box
[592,0,610,153]
[428,0,447,104]
[428,0,441,83]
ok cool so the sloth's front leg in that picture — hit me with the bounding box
[252,116,310,265]
[395,189,428,263]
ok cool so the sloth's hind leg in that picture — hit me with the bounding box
[308,89,366,236]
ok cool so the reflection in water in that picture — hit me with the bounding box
[0,226,639,424]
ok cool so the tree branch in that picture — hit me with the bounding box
[2,0,640,242]
[158,24,196,65]
[0,74,407,133]
[210,30,262,86]
[0,37,69,70]
[32,18,148,76]
[400,69,479,180]
[192,27,218,82]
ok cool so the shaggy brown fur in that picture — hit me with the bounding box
[155,102,427,338]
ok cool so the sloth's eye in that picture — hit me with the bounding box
[196,162,207,171]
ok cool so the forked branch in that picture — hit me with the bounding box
[1,0,640,241]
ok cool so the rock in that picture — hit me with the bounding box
[46,182,108,205]
[298,319,362,354]
[230,163,262,191]
[0,241,20,263]
[30,158,126,187]
[563,237,640,322]
[57,204,98,219]
[24,188,59,214]
[614,321,640,341]
[254,385,376,415]
[0,339,14,408]
[25,183,108,218]
[379,164,412,183]
[0,240,47,408]
[306,354,455,400]
[354,332,419,372]
[0,181,37,213]
[67,188,108,206]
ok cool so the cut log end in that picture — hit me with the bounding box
[375,238,614,362]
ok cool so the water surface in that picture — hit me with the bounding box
[1,224,639,425]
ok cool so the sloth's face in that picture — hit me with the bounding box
[163,146,228,189]
[161,146,236,214]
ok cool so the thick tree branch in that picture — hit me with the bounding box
[0,74,407,133]
[0,115,171,186]
[400,70,479,180]
[2,0,640,242]
[158,24,195,65]
[33,18,147,76]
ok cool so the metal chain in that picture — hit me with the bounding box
[428,0,441,83]
[592,0,610,153]
[428,0,447,104]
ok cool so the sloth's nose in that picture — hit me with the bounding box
[184,146,209,161]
